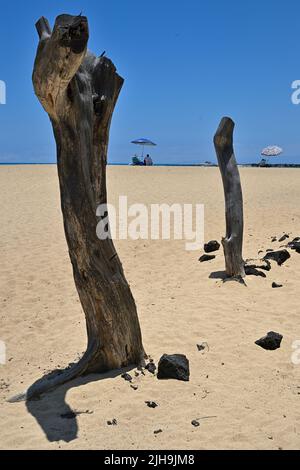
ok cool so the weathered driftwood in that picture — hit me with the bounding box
[214,117,245,279]
[29,14,145,398]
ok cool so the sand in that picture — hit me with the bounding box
[0,165,300,450]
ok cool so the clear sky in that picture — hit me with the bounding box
[0,0,300,164]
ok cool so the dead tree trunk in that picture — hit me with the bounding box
[29,14,145,398]
[214,117,245,279]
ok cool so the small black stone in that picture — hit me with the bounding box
[204,240,220,253]
[264,250,291,266]
[121,373,133,382]
[157,354,190,382]
[107,419,118,426]
[145,362,157,374]
[288,239,300,252]
[199,254,216,263]
[154,429,163,435]
[130,385,138,391]
[245,258,271,272]
[145,401,158,409]
[278,234,289,243]
[191,420,200,427]
[255,331,283,351]
[272,282,283,289]
[197,342,209,353]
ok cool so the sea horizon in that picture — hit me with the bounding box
[1,162,300,168]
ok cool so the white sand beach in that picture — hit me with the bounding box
[0,165,300,450]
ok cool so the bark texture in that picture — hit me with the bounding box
[214,117,245,279]
[29,14,145,399]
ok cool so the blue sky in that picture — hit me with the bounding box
[0,0,300,164]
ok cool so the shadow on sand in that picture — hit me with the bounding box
[26,366,134,443]
[209,270,227,280]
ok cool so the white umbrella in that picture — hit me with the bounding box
[260,146,283,166]
[261,146,283,157]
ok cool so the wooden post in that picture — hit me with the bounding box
[214,117,245,279]
[28,14,145,399]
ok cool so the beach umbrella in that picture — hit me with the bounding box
[260,146,283,165]
[261,146,283,157]
[131,138,157,158]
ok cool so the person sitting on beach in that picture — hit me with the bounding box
[144,154,153,166]
[132,156,143,166]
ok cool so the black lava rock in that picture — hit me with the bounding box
[145,362,157,375]
[264,250,291,266]
[272,282,283,289]
[245,258,271,272]
[130,385,138,391]
[288,239,300,253]
[107,419,118,426]
[145,401,158,409]
[279,234,289,243]
[197,342,209,353]
[121,373,133,382]
[191,420,200,427]
[255,331,283,351]
[154,429,163,435]
[199,254,216,263]
[204,241,220,253]
[157,354,190,382]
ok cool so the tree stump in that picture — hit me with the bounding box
[214,117,245,279]
[29,14,145,398]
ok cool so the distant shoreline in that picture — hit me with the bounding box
[0,162,300,168]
